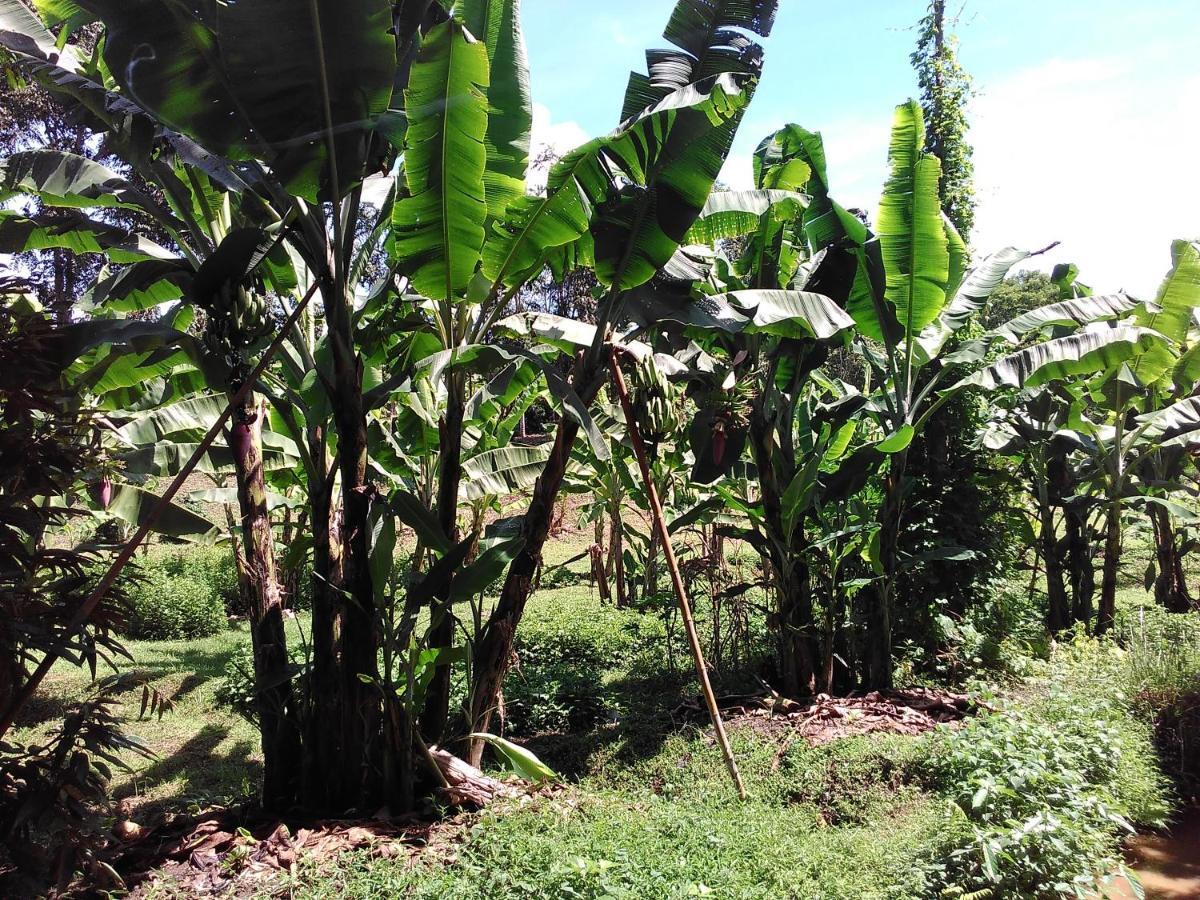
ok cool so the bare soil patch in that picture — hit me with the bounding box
[677,687,981,745]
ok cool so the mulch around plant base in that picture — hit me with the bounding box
[98,749,560,897]
[675,686,982,745]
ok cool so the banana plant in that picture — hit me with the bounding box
[978,242,1200,630]
[982,386,1099,630]
[0,0,438,812]
[465,0,779,762]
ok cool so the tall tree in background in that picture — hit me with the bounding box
[899,1,1010,656]
[912,0,975,239]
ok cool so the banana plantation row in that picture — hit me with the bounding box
[1,0,1197,821]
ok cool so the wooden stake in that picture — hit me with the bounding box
[0,281,321,739]
[607,345,747,800]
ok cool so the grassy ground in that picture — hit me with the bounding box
[12,522,1196,899]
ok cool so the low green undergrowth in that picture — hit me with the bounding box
[504,588,665,736]
[125,569,227,640]
[122,545,239,640]
[267,623,1174,900]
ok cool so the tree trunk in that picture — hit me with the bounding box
[865,456,904,691]
[747,403,816,698]
[1042,502,1071,633]
[327,298,381,810]
[775,555,816,698]
[1064,504,1094,625]
[302,444,342,811]
[422,373,465,743]
[228,395,300,811]
[467,361,606,766]
[1097,502,1121,634]
[609,505,627,608]
[1151,504,1193,613]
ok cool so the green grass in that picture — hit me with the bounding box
[13,530,1194,898]
[11,623,269,820]
[279,729,946,900]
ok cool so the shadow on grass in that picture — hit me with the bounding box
[521,666,702,780]
[12,691,73,729]
[116,723,259,820]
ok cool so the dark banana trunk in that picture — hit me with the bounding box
[302,434,342,811]
[422,373,465,742]
[1042,500,1070,633]
[1097,502,1121,634]
[748,410,815,698]
[467,360,606,766]
[1151,504,1193,613]
[228,395,300,811]
[326,291,382,809]
[1064,504,1094,625]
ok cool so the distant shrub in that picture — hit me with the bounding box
[126,570,227,640]
[141,544,241,612]
[1116,599,1200,794]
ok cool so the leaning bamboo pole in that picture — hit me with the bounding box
[607,344,747,800]
[0,281,321,739]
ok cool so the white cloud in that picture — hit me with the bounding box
[970,57,1200,297]
[723,56,1198,299]
[527,102,590,190]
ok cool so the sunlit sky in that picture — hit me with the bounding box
[523,0,1200,297]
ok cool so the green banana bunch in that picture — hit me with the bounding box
[628,355,679,445]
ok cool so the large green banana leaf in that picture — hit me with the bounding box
[1135,240,1200,345]
[963,325,1168,391]
[913,247,1035,363]
[74,0,395,198]
[684,189,805,245]
[458,0,532,221]
[0,209,172,263]
[876,100,957,338]
[482,74,754,293]
[392,18,490,300]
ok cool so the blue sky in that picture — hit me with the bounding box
[522,0,1200,296]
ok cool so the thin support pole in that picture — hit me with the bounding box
[0,281,321,740]
[608,345,747,800]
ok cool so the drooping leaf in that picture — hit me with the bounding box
[460,444,550,500]
[723,289,855,340]
[1,149,169,216]
[994,292,1140,343]
[96,482,220,542]
[0,209,172,262]
[390,490,452,555]
[962,325,1168,391]
[620,0,777,120]
[468,732,559,783]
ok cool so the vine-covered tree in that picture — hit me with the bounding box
[911,0,975,240]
